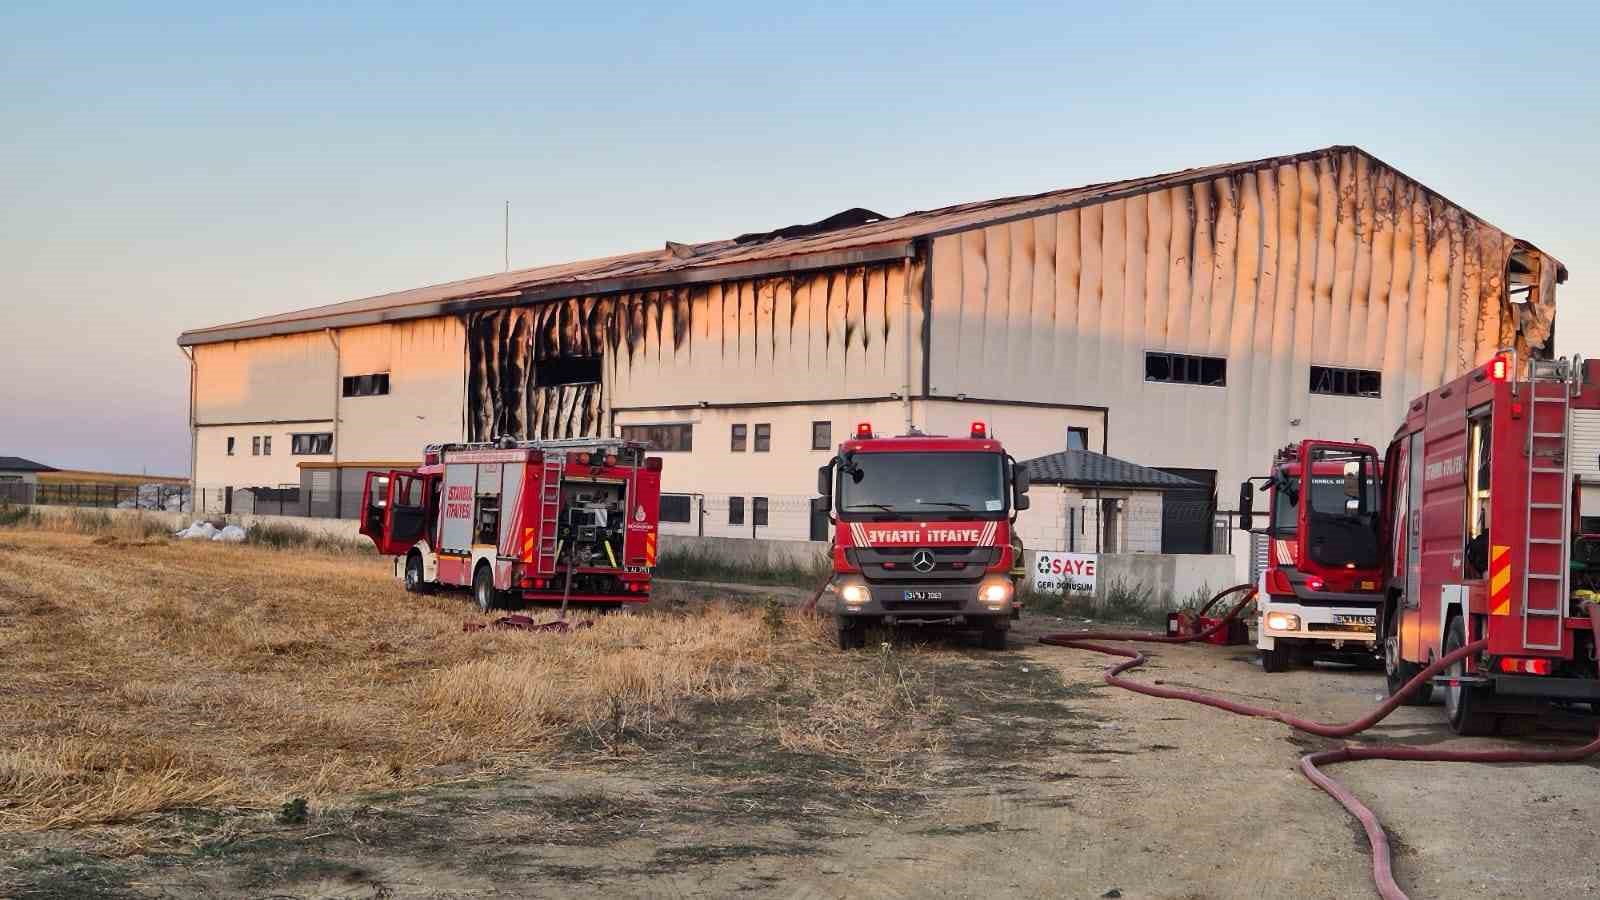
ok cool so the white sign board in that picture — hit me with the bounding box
[1030,551,1098,594]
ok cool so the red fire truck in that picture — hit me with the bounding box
[815,420,1031,650]
[1238,441,1386,672]
[358,438,663,611]
[1380,352,1600,733]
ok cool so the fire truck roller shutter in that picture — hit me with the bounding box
[498,463,524,557]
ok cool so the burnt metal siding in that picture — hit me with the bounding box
[180,146,1561,351]
[463,259,920,440]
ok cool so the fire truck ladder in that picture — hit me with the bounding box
[535,456,565,576]
[1519,356,1578,651]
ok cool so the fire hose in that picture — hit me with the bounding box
[1039,586,1600,900]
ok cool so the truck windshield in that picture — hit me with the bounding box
[1273,475,1379,534]
[839,452,1006,516]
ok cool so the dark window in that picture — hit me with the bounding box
[1309,365,1382,398]
[291,433,334,455]
[342,373,391,397]
[731,424,747,452]
[754,424,771,452]
[1145,352,1226,386]
[812,421,832,451]
[1066,427,1089,451]
[535,356,602,386]
[227,437,236,456]
[728,496,745,525]
[660,494,692,523]
[620,424,693,452]
[262,436,272,456]
[251,436,261,456]
[753,497,769,527]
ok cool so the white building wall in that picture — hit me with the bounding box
[335,319,467,461]
[1014,485,1163,554]
[193,421,334,490]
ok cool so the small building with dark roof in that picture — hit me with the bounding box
[1019,449,1201,554]
[0,457,56,504]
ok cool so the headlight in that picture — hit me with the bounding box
[979,578,1013,609]
[1265,612,1301,631]
[840,583,870,606]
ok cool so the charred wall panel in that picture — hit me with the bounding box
[463,260,915,439]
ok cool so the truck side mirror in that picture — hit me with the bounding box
[1237,481,1253,530]
[817,461,833,499]
[1011,460,1031,511]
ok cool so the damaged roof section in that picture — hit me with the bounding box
[178,145,1565,347]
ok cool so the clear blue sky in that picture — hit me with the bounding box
[2,1,1595,474]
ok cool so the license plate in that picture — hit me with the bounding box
[903,590,943,602]
[1335,614,1376,629]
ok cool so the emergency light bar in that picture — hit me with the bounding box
[1488,353,1511,382]
[856,421,873,439]
[970,421,987,439]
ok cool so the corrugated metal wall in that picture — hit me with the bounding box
[926,149,1557,566]
[465,260,925,440]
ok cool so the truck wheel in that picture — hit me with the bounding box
[1384,610,1431,705]
[473,564,501,613]
[404,552,433,595]
[1442,615,1496,736]
[835,617,865,651]
[980,620,1008,651]
[1260,643,1294,673]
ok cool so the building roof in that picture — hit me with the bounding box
[178,145,1564,347]
[1021,450,1200,491]
[0,456,55,473]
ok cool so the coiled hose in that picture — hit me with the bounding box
[1040,586,1600,900]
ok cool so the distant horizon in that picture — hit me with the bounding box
[5,2,1595,475]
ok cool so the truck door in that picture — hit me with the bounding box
[360,470,429,556]
[1299,441,1382,571]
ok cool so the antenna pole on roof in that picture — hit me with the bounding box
[503,201,510,272]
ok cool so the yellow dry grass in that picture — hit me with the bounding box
[0,528,828,834]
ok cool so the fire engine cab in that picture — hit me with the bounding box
[816,420,1031,650]
[1239,440,1385,672]
[1380,352,1599,733]
[358,438,662,611]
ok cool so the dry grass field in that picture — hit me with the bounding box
[0,520,949,846]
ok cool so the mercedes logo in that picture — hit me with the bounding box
[911,550,936,573]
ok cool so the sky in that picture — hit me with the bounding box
[2,1,1596,475]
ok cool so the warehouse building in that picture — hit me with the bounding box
[178,146,1565,576]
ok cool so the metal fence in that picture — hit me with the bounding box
[1,481,192,512]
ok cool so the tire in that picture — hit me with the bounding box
[835,617,865,651]
[473,564,501,614]
[980,619,1008,651]
[403,552,433,595]
[1383,606,1431,705]
[1442,615,1496,736]
[1261,642,1294,673]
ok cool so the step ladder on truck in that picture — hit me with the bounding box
[1379,351,1600,734]
[358,437,663,612]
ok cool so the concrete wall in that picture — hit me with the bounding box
[658,533,829,570]
[1086,552,1241,607]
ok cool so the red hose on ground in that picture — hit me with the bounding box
[1039,587,1600,900]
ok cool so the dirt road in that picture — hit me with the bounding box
[5,599,1598,899]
